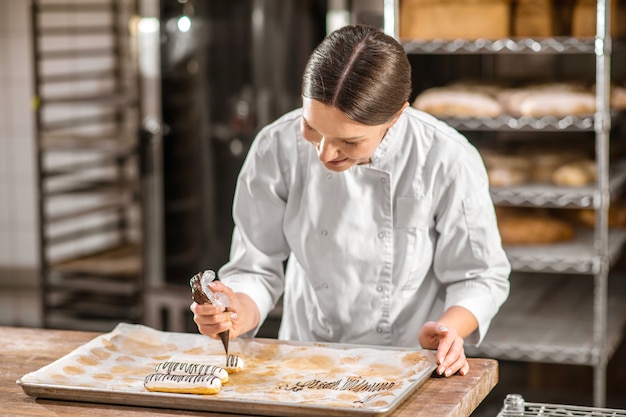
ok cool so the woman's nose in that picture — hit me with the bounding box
[317,138,337,162]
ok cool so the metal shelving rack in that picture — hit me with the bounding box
[498,394,626,416]
[490,160,626,208]
[384,0,626,407]
[31,0,143,331]
[402,37,597,54]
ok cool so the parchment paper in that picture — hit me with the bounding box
[18,323,437,416]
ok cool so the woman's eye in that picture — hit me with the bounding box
[342,140,358,147]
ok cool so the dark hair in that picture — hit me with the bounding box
[302,25,412,126]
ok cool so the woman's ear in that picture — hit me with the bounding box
[387,101,410,127]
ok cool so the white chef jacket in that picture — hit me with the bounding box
[219,106,511,348]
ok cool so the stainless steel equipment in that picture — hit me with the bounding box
[497,394,626,417]
[142,0,326,334]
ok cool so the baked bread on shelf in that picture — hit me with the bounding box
[412,84,503,117]
[480,151,532,187]
[495,207,575,245]
[480,146,595,187]
[610,84,626,110]
[558,200,626,229]
[413,80,626,119]
[551,159,596,187]
[519,148,587,183]
[497,82,594,117]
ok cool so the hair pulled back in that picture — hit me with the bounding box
[302,25,412,126]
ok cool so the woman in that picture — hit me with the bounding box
[192,25,510,378]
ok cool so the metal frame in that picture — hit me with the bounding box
[498,394,626,416]
[31,0,144,332]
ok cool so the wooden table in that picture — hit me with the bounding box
[2,326,498,417]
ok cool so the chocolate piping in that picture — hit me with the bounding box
[190,273,230,355]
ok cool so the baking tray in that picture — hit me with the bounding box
[18,323,437,417]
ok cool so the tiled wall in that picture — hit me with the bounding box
[0,0,38,269]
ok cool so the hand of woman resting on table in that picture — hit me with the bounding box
[190,280,260,340]
[418,322,470,377]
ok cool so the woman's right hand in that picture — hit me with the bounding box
[190,280,259,340]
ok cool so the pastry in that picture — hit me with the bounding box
[158,355,245,375]
[144,373,222,395]
[201,354,245,373]
[155,360,229,383]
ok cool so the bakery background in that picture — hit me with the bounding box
[0,0,625,415]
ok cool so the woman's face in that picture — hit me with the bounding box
[301,98,401,172]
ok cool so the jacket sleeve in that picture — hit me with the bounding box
[431,140,511,346]
[218,128,291,336]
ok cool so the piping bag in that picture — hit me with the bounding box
[190,270,231,355]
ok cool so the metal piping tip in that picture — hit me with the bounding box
[219,330,229,355]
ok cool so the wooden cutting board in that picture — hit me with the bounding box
[3,325,498,417]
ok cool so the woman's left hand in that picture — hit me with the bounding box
[418,322,469,377]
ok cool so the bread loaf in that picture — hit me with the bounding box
[481,152,532,187]
[495,206,575,245]
[501,89,595,117]
[551,159,596,186]
[497,215,575,244]
[572,0,626,38]
[574,202,626,228]
[519,149,587,183]
[399,0,511,40]
[513,0,555,37]
[611,84,626,110]
[412,86,503,117]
